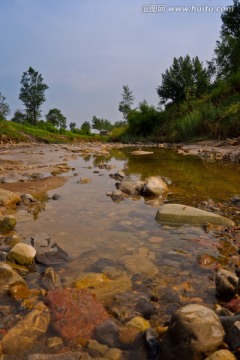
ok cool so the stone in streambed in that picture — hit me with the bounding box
[161,304,225,360]
[143,176,168,197]
[215,269,239,297]
[205,350,236,360]
[0,215,17,233]
[0,188,21,208]
[156,204,234,226]
[7,243,36,265]
[0,263,26,294]
[2,301,50,354]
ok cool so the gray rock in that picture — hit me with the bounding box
[21,193,37,206]
[116,180,145,196]
[7,243,36,265]
[25,233,68,266]
[156,204,234,226]
[226,321,240,351]
[219,314,240,333]
[0,215,17,233]
[52,194,61,200]
[161,304,225,360]
[111,189,124,202]
[93,319,120,347]
[215,269,239,297]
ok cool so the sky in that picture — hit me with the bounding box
[0,0,232,128]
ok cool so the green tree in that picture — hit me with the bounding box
[212,0,240,77]
[45,108,67,129]
[19,67,49,125]
[127,100,160,135]
[80,121,91,135]
[157,55,210,106]
[69,122,76,131]
[118,85,135,121]
[92,116,113,131]
[0,92,10,120]
[11,110,26,124]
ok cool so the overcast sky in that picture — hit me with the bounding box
[0,0,232,127]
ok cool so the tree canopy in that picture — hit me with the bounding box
[45,108,67,129]
[80,121,91,135]
[91,116,113,131]
[19,67,49,125]
[212,0,240,78]
[0,92,10,120]
[157,55,210,106]
[118,85,135,121]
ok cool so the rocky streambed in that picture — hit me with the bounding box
[0,141,239,360]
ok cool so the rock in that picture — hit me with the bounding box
[7,243,36,265]
[93,320,120,347]
[116,181,145,196]
[144,328,160,360]
[226,321,240,351]
[87,339,108,356]
[226,298,240,313]
[142,177,168,197]
[122,254,159,277]
[111,190,124,202]
[73,270,132,305]
[0,215,17,233]
[215,269,239,297]
[77,177,92,184]
[27,352,92,360]
[219,314,240,333]
[26,233,68,266]
[0,263,26,294]
[52,194,61,200]
[135,297,154,319]
[131,150,154,155]
[0,189,21,208]
[205,350,236,360]
[155,204,235,226]
[42,267,60,290]
[126,316,150,331]
[46,288,109,341]
[21,193,37,205]
[47,336,64,352]
[2,301,50,354]
[161,304,225,360]
[105,348,122,360]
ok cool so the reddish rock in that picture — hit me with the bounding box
[226,298,240,313]
[46,288,109,341]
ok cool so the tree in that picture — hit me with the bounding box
[19,67,49,125]
[11,110,26,124]
[118,85,134,121]
[80,121,91,135]
[91,116,113,131]
[45,108,67,129]
[0,92,10,120]
[69,122,76,131]
[127,100,160,135]
[211,0,240,77]
[157,55,210,106]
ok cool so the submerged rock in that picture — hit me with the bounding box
[161,304,225,360]
[46,288,109,341]
[155,204,234,226]
[2,301,50,354]
[26,233,68,266]
[0,263,26,293]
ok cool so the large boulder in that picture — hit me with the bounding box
[2,301,50,354]
[143,176,168,197]
[0,188,21,208]
[7,243,36,265]
[116,181,145,196]
[161,304,225,360]
[156,204,234,226]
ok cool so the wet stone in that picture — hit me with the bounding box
[0,215,17,234]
